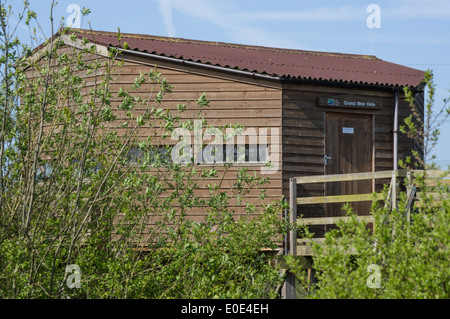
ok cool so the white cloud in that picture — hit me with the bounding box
[163,0,315,49]
[156,0,450,51]
[233,2,450,23]
[8,17,29,32]
[235,6,364,22]
[383,0,450,20]
[167,0,235,31]
[157,0,175,37]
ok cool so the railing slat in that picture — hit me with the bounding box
[289,169,449,257]
[297,193,384,205]
[413,170,450,178]
[295,170,407,184]
[298,215,374,226]
[416,192,450,200]
[424,179,450,186]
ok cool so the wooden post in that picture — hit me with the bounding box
[406,171,412,223]
[289,178,297,257]
[284,177,297,299]
[392,170,398,210]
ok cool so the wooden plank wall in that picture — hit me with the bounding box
[281,83,418,225]
[281,84,326,235]
[374,92,417,190]
[27,42,423,248]
[107,55,285,227]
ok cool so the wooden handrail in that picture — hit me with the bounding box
[297,193,384,205]
[285,169,449,297]
[411,170,449,178]
[290,169,449,231]
[294,169,408,184]
[299,215,374,226]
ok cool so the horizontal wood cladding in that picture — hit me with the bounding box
[117,55,283,89]
[374,97,415,171]
[106,56,285,215]
[280,83,419,221]
[30,46,285,222]
[109,60,282,129]
[282,82,395,97]
[28,43,424,246]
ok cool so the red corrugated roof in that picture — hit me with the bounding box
[71,29,425,88]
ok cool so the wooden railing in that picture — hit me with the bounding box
[288,169,449,257]
[282,169,448,299]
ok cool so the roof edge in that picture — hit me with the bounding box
[72,28,381,61]
[119,48,281,82]
[118,47,425,91]
[29,28,426,90]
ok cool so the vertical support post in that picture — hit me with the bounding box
[289,178,297,257]
[405,171,413,240]
[283,204,288,258]
[393,91,399,170]
[406,171,412,223]
[392,170,398,211]
[284,177,297,299]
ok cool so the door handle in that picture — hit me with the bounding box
[324,155,332,165]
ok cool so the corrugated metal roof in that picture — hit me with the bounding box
[71,29,425,88]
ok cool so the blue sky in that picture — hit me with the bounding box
[13,0,450,168]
